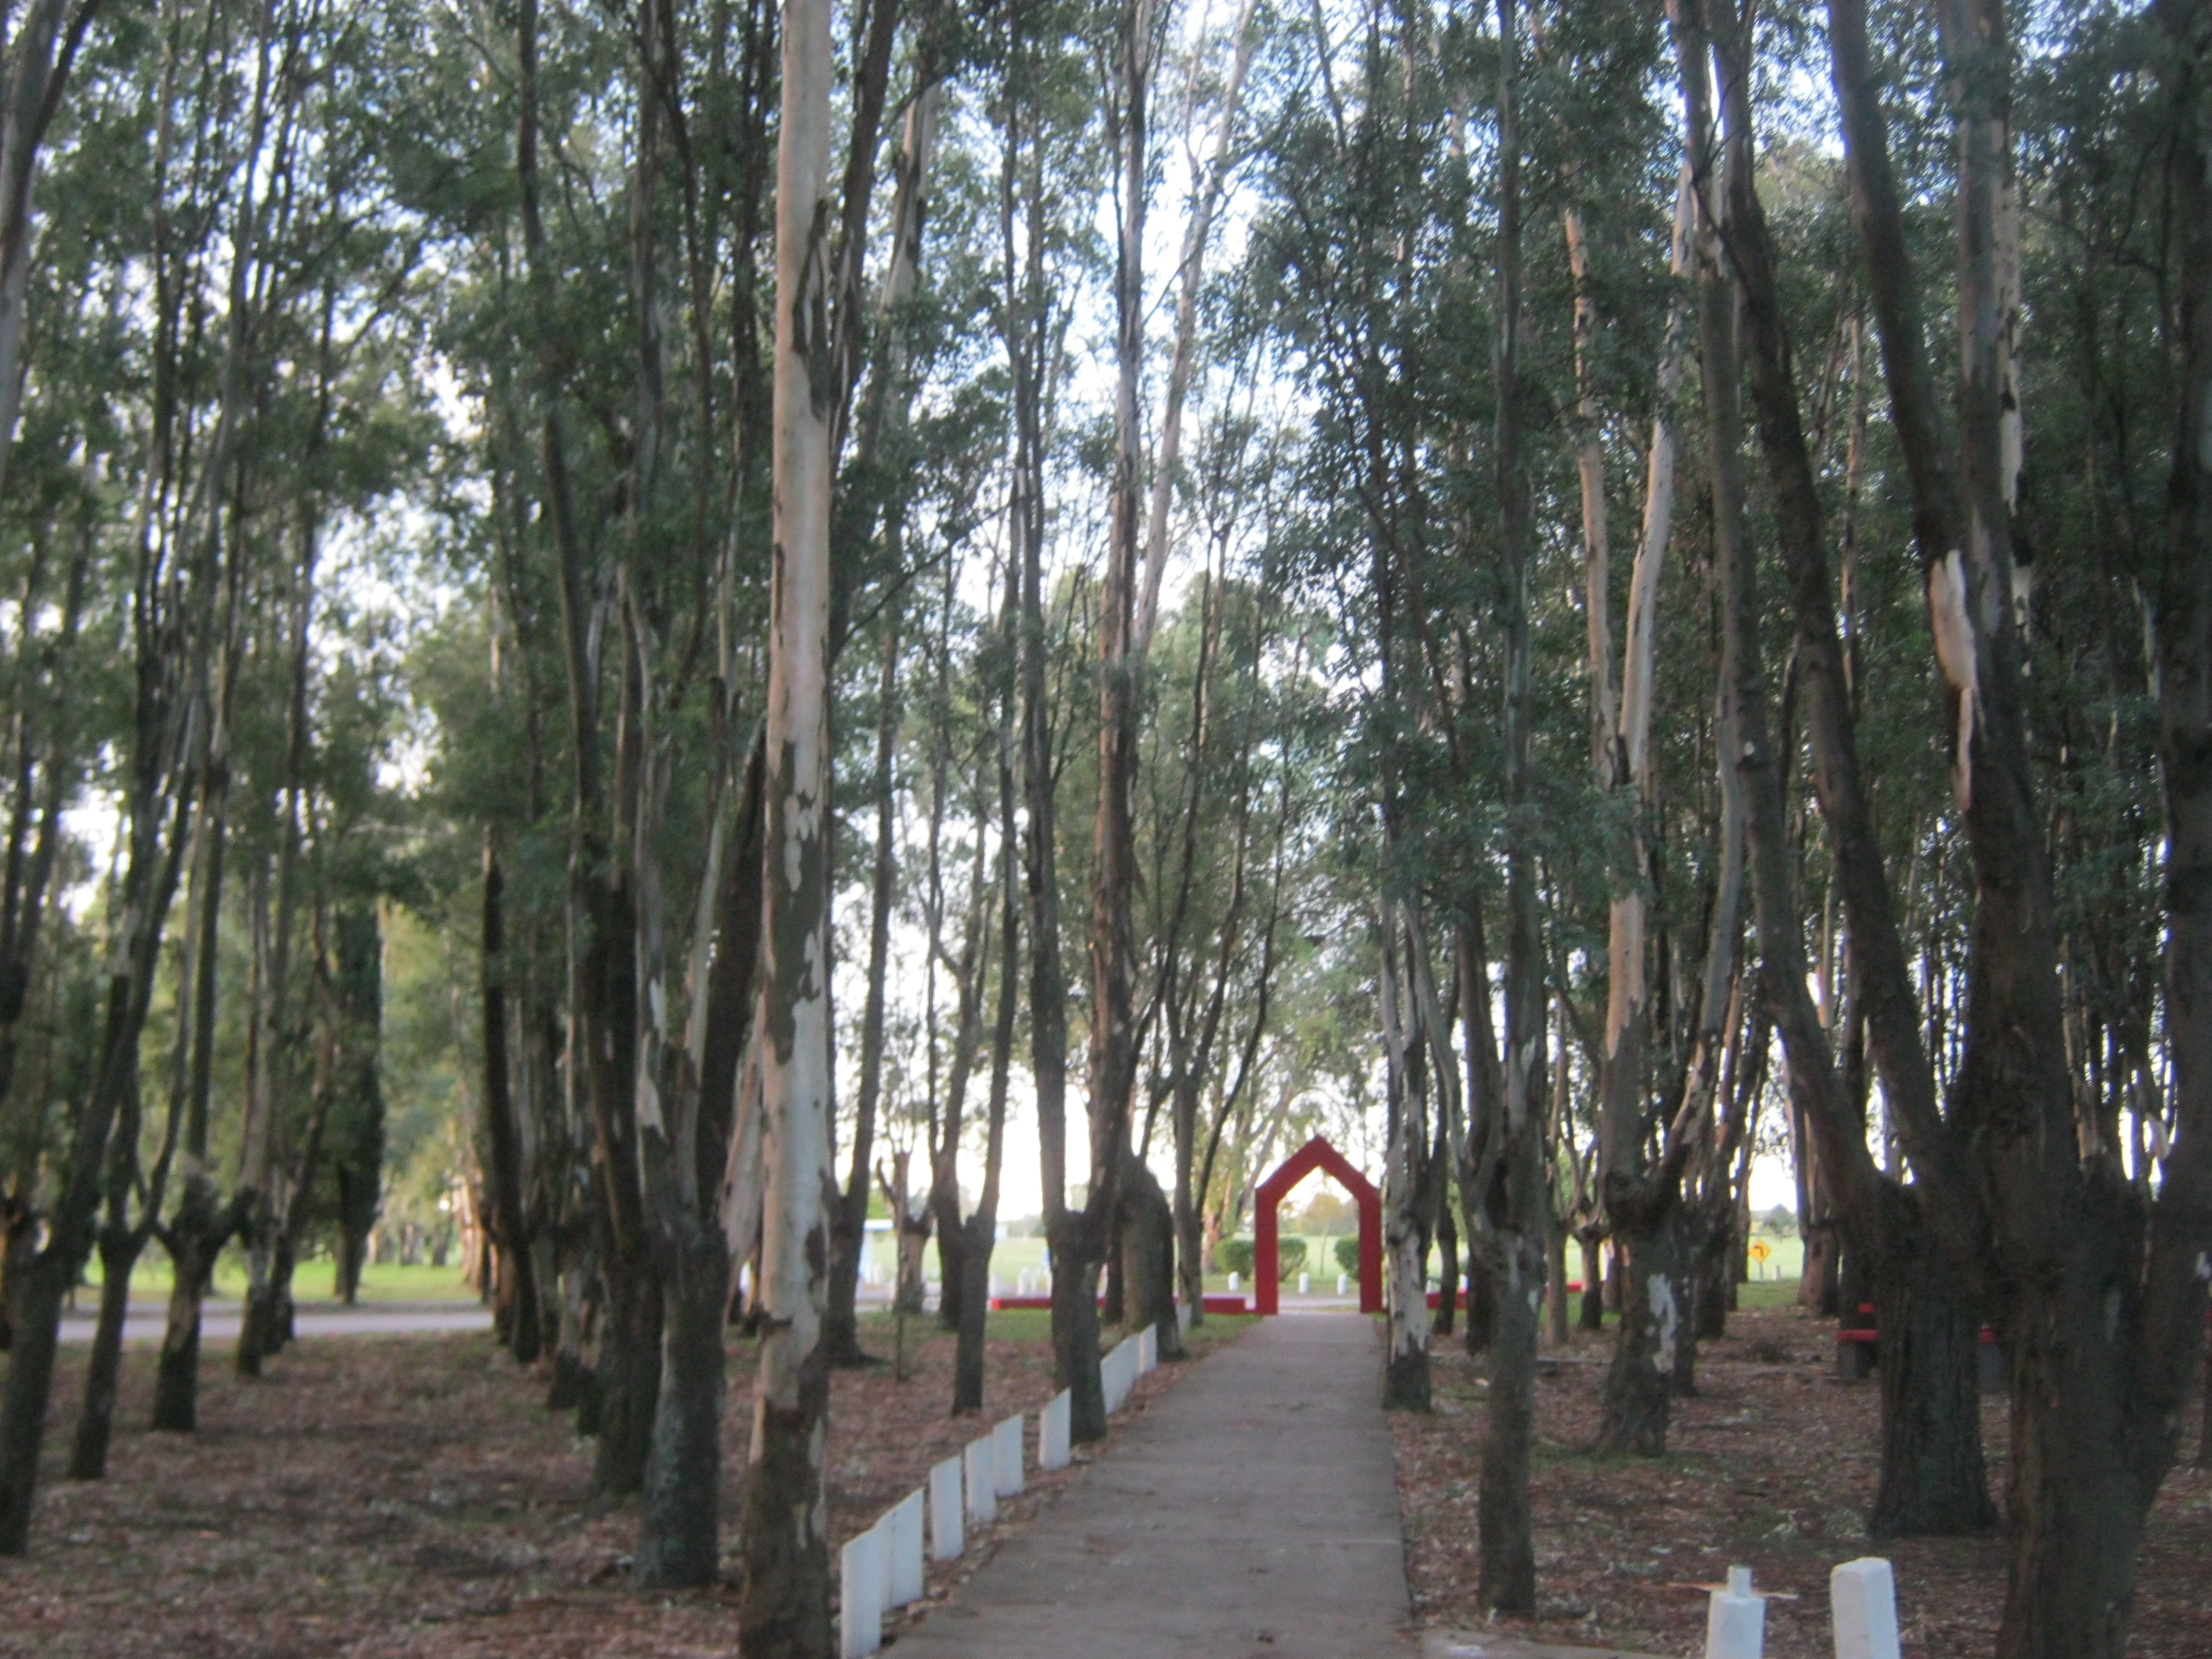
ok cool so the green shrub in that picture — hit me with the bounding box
[1215,1236,1310,1281]
[1335,1237,1359,1276]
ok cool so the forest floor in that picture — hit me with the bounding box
[1,1306,1245,1658]
[1394,1298,2212,1659]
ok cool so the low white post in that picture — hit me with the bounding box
[1831,1557,1902,1659]
[1137,1325,1157,1373]
[1227,1271,1241,1293]
[840,1527,885,1658]
[988,1272,1000,1299]
[1298,1272,1311,1294]
[992,1413,1025,1498]
[1704,1564,1764,1659]
[964,1436,997,1526]
[884,1490,925,1607]
[1102,1339,1134,1411]
[928,1456,964,1561]
[1337,1273,1349,1295]
[1039,1389,1071,1470]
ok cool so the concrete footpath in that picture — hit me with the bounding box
[895,1311,1414,1659]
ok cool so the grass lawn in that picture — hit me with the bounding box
[81,1254,478,1306]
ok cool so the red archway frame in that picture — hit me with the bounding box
[1252,1135,1382,1315]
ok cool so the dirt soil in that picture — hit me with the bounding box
[1,1307,1230,1657]
[1393,1303,2212,1659]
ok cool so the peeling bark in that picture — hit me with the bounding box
[736,0,839,1644]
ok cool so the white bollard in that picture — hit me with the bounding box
[1040,1389,1072,1470]
[964,1436,997,1526]
[928,1455,964,1561]
[1831,1557,1902,1659]
[1337,1273,1349,1295]
[884,1489,925,1607]
[839,1527,885,1658]
[988,1272,1000,1299]
[1299,1272,1311,1294]
[992,1413,1024,1498]
[1704,1564,1765,1659]
[1106,1339,1137,1410]
[1138,1324,1157,1373]
[1227,1271,1241,1293]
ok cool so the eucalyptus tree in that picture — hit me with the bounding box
[1817,0,2212,1649]
[0,0,394,1548]
[1677,0,1996,1532]
[734,0,839,1643]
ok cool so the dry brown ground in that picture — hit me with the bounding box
[0,1307,1233,1657]
[1394,1302,2212,1659]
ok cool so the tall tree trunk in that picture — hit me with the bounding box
[67,1230,136,1481]
[881,1151,927,1315]
[517,0,655,1492]
[1711,0,1991,1533]
[237,513,311,1378]
[1472,0,1547,1610]
[999,25,1102,1446]
[954,730,1020,1415]
[825,618,901,1367]
[823,62,937,1362]
[328,905,384,1309]
[1378,921,1431,1411]
[736,0,838,1645]
[155,707,238,1428]
[478,836,540,1357]
[1587,147,1692,1451]
[1074,0,1154,1435]
[1825,5,2212,1644]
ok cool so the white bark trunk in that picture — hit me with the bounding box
[1599,166,1692,1088]
[755,0,836,1427]
[739,0,837,1646]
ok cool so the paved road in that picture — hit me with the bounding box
[897,1312,1414,1659]
[56,1300,492,1346]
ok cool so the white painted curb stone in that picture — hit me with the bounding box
[1704,1563,1764,1659]
[992,1413,1025,1498]
[1831,1557,1902,1659]
[1039,1389,1071,1470]
[927,1455,963,1561]
[884,1489,925,1607]
[839,1527,884,1658]
[963,1435,997,1526]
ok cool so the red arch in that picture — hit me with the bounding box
[1252,1135,1381,1316]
